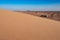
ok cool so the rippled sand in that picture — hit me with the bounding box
[0,10,60,40]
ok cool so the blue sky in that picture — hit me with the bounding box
[0,0,60,11]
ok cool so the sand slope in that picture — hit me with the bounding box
[0,10,60,40]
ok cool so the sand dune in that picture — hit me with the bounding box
[0,10,60,40]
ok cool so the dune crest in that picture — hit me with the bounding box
[0,10,60,40]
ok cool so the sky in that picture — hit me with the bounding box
[0,0,60,11]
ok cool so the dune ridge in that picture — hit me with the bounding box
[0,10,60,40]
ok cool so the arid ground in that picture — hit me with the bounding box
[16,11,60,21]
[0,10,60,40]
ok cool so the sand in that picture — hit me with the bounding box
[0,10,60,40]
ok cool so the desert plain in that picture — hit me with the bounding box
[0,10,60,40]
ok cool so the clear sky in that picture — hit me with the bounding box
[0,0,60,11]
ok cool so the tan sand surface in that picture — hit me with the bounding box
[0,10,60,40]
